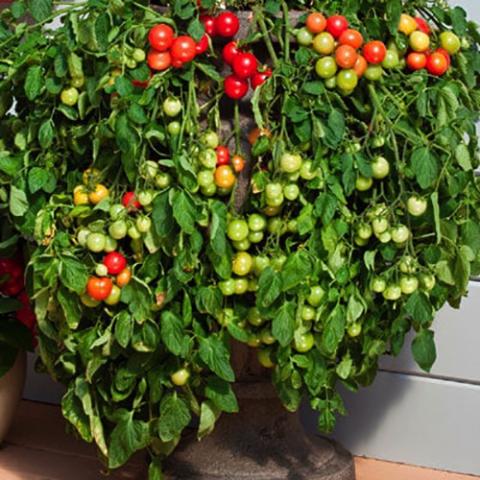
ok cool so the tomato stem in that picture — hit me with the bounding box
[255,11,279,68]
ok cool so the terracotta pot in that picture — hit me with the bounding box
[0,351,26,444]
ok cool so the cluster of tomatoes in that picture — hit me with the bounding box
[399,13,461,75]
[196,130,245,196]
[0,256,36,336]
[73,168,110,207]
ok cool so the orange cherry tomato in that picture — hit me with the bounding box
[335,45,358,69]
[232,154,246,173]
[87,277,113,301]
[88,184,109,204]
[116,268,132,288]
[353,55,368,78]
[247,127,272,145]
[306,12,327,34]
[338,29,364,49]
[73,185,90,206]
[406,52,427,70]
[214,165,236,189]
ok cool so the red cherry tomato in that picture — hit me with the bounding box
[147,49,171,71]
[306,12,327,34]
[132,71,152,89]
[216,146,230,166]
[223,41,240,65]
[436,48,452,67]
[103,252,128,275]
[335,45,358,69]
[170,36,197,63]
[196,34,209,54]
[415,17,431,35]
[0,258,24,296]
[224,75,249,100]
[172,58,184,69]
[251,68,272,88]
[122,191,141,210]
[215,11,240,38]
[15,291,36,331]
[339,29,364,49]
[407,52,427,70]
[426,51,449,76]
[200,15,216,36]
[326,15,349,39]
[363,41,387,64]
[148,24,175,52]
[87,277,113,301]
[233,52,258,79]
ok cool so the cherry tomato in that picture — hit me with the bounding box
[167,121,181,136]
[339,29,364,49]
[383,284,402,301]
[407,52,427,70]
[234,278,249,295]
[215,11,240,38]
[224,75,249,100]
[109,220,128,240]
[233,52,258,79]
[163,96,182,117]
[116,267,132,287]
[355,176,373,191]
[313,32,335,55]
[227,219,249,241]
[382,50,400,69]
[371,277,387,293]
[200,15,216,37]
[200,130,219,149]
[73,185,89,206]
[353,55,368,77]
[335,45,358,69]
[197,170,215,188]
[400,256,417,274]
[293,332,315,353]
[195,34,210,55]
[89,184,109,204]
[371,156,390,179]
[223,41,240,65]
[307,286,325,307]
[415,17,431,35]
[103,251,127,275]
[86,233,106,253]
[147,49,171,71]
[148,24,175,52]
[171,58,184,69]
[306,12,327,34]
[410,31,430,52]
[218,279,235,296]
[363,41,387,64]
[407,195,427,216]
[251,68,272,89]
[283,184,300,201]
[280,152,302,173]
[216,146,230,166]
[215,165,236,189]
[427,52,449,76]
[87,276,113,301]
[257,349,275,368]
[436,48,452,67]
[232,252,253,276]
[60,87,79,106]
[231,154,246,173]
[391,225,410,244]
[247,127,271,145]
[122,191,141,210]
[171,368,190,386]
[357,223,373,240]
[348,323,362,338]
[105,285,122,306]
[440,31,461,55]
[398,14,418,36]
[170,36,196,63]
[364,65,384,81]
[297,27,314,46]
[70,76,85,88]
[326,15,349,39]
[336,69,358,91]
[420,273,436,291]
[315,56,337,79]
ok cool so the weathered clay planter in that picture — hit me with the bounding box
[0,351,26,444]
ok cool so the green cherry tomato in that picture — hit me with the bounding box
[138,190,154,206]
[400,256,417,274]
[420,273,436,291]
[167,121,181,136]
[248,307,265,327]
[105,285,122,306]
[60,87,79,106]
[280,152,303,174]
[357,223,373,240]
[171,368,190,386]
[77,228,91,247]
[201,183,217,197]
[155,172,172,189]
[370,276,387,293]
[271,254,287,271]
[267,217,285,235]
[307,285,325,307]
[400,275,419,295]
[232,239,251,251]
[355,236,368,246]
[356,176,373,191]
[391,225,410,244]
[265,183,283,199]
[372,217,389,235]
[199,148,217,169]
[297,27,314,46]
[348,323,362,338]
[382,50,400,69]
[136,216,152,233]
[266,193,284,208]
[257,349,275,368]
[87,232,106,252]
[440,31,461,55]
[219,279,236,296]
[234,278,249,295]
[407,196,428,216]
[315,56,338,79]
[163,97,182,117]
[109,220,128,240]
[128,225,141,240]
[197,169,215,188]
[104,236,118,253]
[253,255,270,275]
[261,329,276,345]
[383,284,402,301]
[300,160,318,180]
[227,219,249,242]
[132,48,146,62]
[336,69,358,91]
[325,76,337,89]
[364,65,384,81]
[95,264,109,277]
[200,130,220,149]
[248,213,267,232]
[371,156,390,179]
[70,76,85,88]
[293,333,315,353]
[248,230,264,243]
[110,204,126,220]
[301,305,316,322]
[232,252,253,276]
[287,219,298,233]
[283,184,300,201]
[372,135,386,148]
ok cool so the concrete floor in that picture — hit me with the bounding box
[0,401,477,480]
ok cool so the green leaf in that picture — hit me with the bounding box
[198,336,235,382]
[198,400,220,440]
[148,458,164,480]
[314,192,337,224]
[404,292,434,326]
[0,297,22,314]
[256,267,282,308]
[94,13,110,51]
[0,152,22,177]
[160,311,189,357]
[28,167,49,194]
[61,387,93,443]
[303,81,325,95]
[152,191,175,237]
[280,251,312,291]
[57,287,82,330]
[38,120,55,149]
[172,190,198,235]
[24,65,44,100]
[455,143,472,171]
[412,329,437,372]
[68,52,83,79]
[195,286,222,316]
[410,147,439,189]
[451,6,467,35]
[158,393,191,442]
[321,304,345,356]
[386,0,402,34]
[114,312,133,348]
[120,280,152,322]
[27,0,52,22]
[204,376,239,413]
[59,256,89,294]
[9,185,28,217]
[108,411,150,469]
[272,302,295,347]
[336,355,353,380]
[324,110,345,148]
[187,17,205,41]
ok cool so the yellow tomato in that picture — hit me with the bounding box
[88,184,109,204]
[82,167,102,186]
[73,185,90,206]
[399,14,418,36]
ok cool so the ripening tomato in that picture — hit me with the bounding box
[306,12,327,34]
[87,276,113,301]
[353,55,368,77]
[171,368,190,386]
[195,34,210,55]
[214,165,236,189]
[426,51,449,76]
[122,191,141,210]
[200,15,216,37]
[89,184,109,204]
[148,24,175,52]
[440,31,461,55]
[248,127,271,145]
[216,146,230,166]
[170,36,196,63]
[147,49,171,71]
[215,11,240,38]
[224,75,249,100]
[251,68,272,88]
[232,252,253,276]
[336,69,358,91]
[233,52,258,79]
[60,87,79,106]
[73,185,89,206]
[116,267,132,287]
[339,29,364,49]
[415,17,431,35]
[407,51,427,70]
[222,41,240,65]
[316,56,337,79]
[363,41,387,64]
[297,27,314,46]
[410,31,430,52]
[398,13,418,36]
[313,32,335,55]
[335,45,358,69]
[103,251,127,275]
[232,154,246,173]
[326,15,349,39]
[364,65,384,81]
[436,48,452,67]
